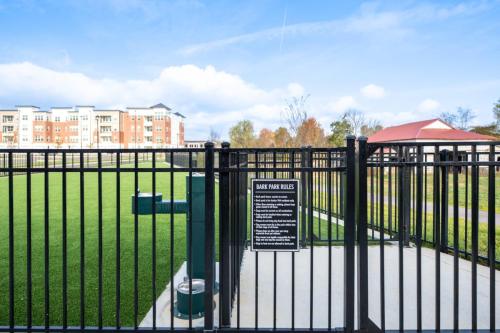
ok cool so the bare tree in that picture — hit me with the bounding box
[456,107,475,130]
[440,111,457,126]
[208,127,221,142]
[360,119,383,137]
[494,98,500,130]
[343,109,365,137]
[282,95,309,137]
[440,107,475,130]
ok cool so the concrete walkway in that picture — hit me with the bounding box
[233,245,500,330]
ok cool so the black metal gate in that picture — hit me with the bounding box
[358,138,499,332]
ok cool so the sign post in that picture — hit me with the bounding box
[251,179,300,251]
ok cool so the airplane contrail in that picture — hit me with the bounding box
[279,6,288,52]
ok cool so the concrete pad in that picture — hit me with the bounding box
[139,262,220,328]
[233,245,500,330]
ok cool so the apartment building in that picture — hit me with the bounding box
[0,103,184,148]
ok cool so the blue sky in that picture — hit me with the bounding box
[0,0,499,139]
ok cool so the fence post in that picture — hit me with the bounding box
[357,137,369,331]
[396,147,412,247]
[300,147,307,247]
[219,142,231,327]
[440,149,449,252]
[204,142,215,331]
[344,135,356,332]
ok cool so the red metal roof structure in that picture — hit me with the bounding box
[368,118,496,143]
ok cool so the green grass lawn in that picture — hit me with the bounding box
[368,170,500,212]
[0,166,220,328]
[367,200,500,261]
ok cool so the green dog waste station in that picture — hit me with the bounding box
[132,174,215,318]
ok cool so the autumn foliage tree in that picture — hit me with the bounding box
[295,117,326,147]
[274,127,292,147]
[256,128,275,147]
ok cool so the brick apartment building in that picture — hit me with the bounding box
[0,103,184,148]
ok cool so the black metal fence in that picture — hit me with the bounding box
[0,137,497,333]
[358,138,499,331]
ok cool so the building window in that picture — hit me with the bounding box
[2,115,14,122]
[100,126,112,133]
[156,126,162,131]
[2,126,14,132]
[35,115,45,121]
[22,115,29,121]
[156,138,162,143]
[55,116,61,122]
[145,116,153,122]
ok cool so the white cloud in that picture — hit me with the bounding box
[360,84,386,99]
[180,2,488,55]
[0,62,301,139]
[331,96,357,113]
[287,82,305,96]
[417,98,440,112]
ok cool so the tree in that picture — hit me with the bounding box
[295,117,326,147]
[470,124,499,138]
[256,128,275,148]
[282,95,309,137]
[493,98,500,130]
[342,109,365,136]
[360,119,383,137]
[328,119,352,147]
[440,111,457,126]
[208,127,220,142]
[274,127,292,147]
[440,107,475,130]
[456,107,475,130]
[228,120,255,148]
